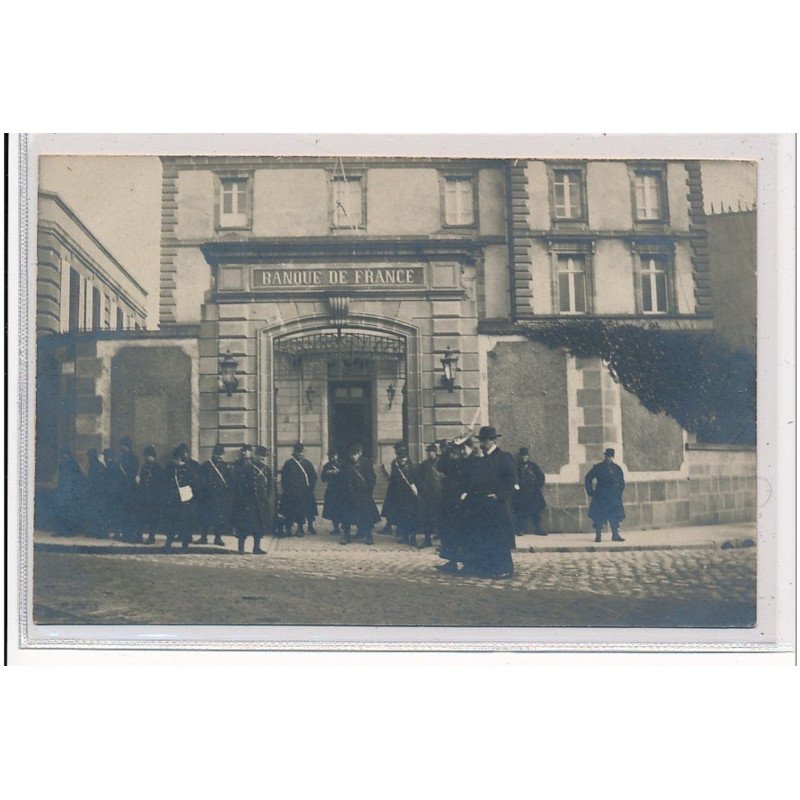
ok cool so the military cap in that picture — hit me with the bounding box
[426,443,439,454]
[604,448,616,457]
[241,444,253,453]
[255,445,269,457]
[212,444,225,456]
[118,436,132,449]
[518,446,530,456]
[143,445,157,457]
[292,442,305,453]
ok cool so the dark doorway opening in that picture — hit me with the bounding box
[328,380,373,459]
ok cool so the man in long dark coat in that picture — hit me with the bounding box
[460,426,517,578]
[196,444,231,546]
[118,436,140,542]
[177,442,201,542]
[137,445,164,544]
[379,441,406,536]
[434,439,470,573]
[341,443,379,545]
[85,448,109,538]
[415,443,443,548]
[513,447,547,536]
[584,447,626,542]
[232,445,272,554]
[320,451,347,536]
[53,446,85,536]
[385,445,420,546]
[163,446,200,551]
[103,447,125,538]
[279,442,318,536]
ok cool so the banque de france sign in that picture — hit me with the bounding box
[252,263,425,289]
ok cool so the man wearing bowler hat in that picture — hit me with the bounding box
[459,425,517,578]
[584,447,626,542]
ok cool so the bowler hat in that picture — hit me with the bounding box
[604,448,616,457]
[212,444,225,456]
[393,441,406,452]
[255,445,269,457]
[478,426,501,441]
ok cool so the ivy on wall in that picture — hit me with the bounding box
[517,320,756,446]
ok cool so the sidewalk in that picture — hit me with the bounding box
[33,521,757,555]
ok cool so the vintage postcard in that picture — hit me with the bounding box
[6,133,794,655]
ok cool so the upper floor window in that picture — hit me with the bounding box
[632,169,666,221]
[331,175,364,229]
[68,267,81,331]
[116,306,124,330]
[556,254,588,314]
[638,254,670,314]
[91,286,101,330]
[551,169,585,220]
[443,175,475,226]
[218,176,250,229]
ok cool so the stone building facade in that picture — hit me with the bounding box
[34,158,756,531]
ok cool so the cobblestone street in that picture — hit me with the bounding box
[33,526,757,627]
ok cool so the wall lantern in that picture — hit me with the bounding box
[218,351,239,396]
[386,383,396,409]
[305,384,316,410]
[440,347,460,392]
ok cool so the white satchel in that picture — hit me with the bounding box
[175,472,193,502]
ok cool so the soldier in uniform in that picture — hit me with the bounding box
[379,441,406,537]
[320,451,347,537]
[176,442,201,542]
[163,446,199,551]
[416,443,443,548]
[85,448,109,538]
[232,444,273,554]
[341,442,379,545]
[137,445,164,544]
[513,447,547,536]
[584,447,626,542]
[196,444,231,546]
[279,442,318,536]
[118,436,140,542]
[460,426,517,579]
[385,445,420,546]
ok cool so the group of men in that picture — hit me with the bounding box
[51,428,626,578]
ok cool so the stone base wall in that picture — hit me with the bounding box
[539,446,756,533]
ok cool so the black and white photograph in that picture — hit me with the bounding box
[6,133,792,653]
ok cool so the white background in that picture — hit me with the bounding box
[1,2,797,798]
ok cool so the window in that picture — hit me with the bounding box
[331,176,364,228]
[116,307,124,330]
[639,255,669,314]
[633,171,665,221]
[219,177,249,228]
[92,287,101,330]
[68,268,81,331]
[556,254,588,314]
[443,176,475,226]
[552,169,584,219]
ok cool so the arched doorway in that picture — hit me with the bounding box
[259,316,422,482]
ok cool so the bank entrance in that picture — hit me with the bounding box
[272,329,408,473]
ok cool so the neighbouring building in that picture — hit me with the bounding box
[34,158,756,532]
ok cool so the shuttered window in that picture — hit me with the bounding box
[444,177,474,226]
[634,173,663,220]
[332,177,363,228]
